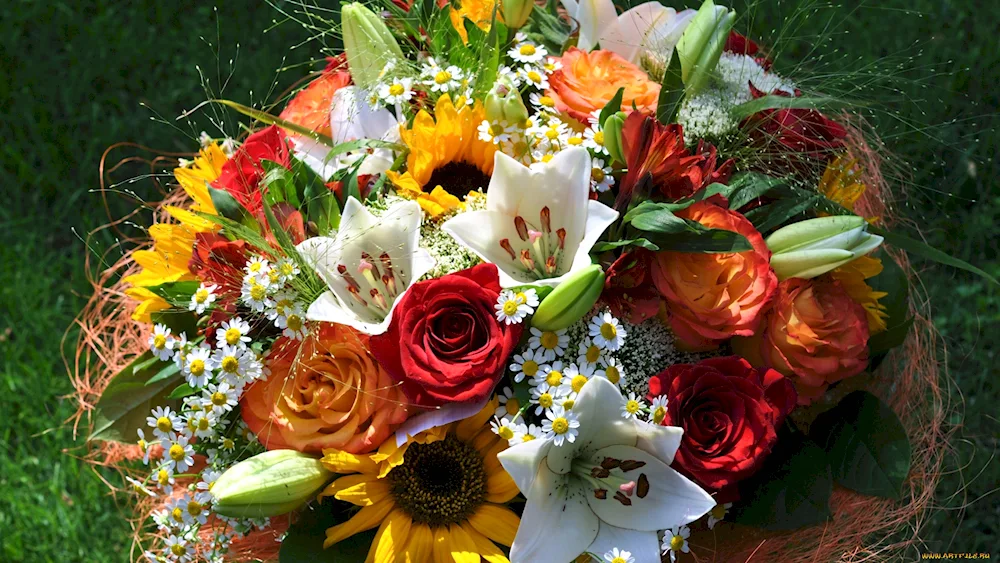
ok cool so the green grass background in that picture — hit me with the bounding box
[0,1,995,561]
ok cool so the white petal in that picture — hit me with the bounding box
[566,0,619,52]
[634,420,683,465]
[498,437,554,495]
[290,137,343,181]
[509,465,599,563]
[566,199,619,275]
[546,377,636,475]
[441,210,530,285]
[587,523,661,563]
[585,444,714,531]
[599,2,671,63]
[393,399,488,447]
[329,86,400,144]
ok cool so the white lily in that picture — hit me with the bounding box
[497,377,715,563]
[441,147,618,288]
[295,197,434,335]
[291,86,402,180]
[561,0,695,64]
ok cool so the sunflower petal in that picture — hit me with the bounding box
[324,500,394,548]
[462,524,509,563]
[319,474,390,506]
[445,523,481,563]
[468,505,520,547]
[369,509,412,563]
[431,527,454,563]
[401,523,434,563]
[321,450,378,474]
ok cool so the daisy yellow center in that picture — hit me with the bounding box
[653,406,667,424]
[169,444,185,461]
[222,438,235,450]
[544,128,559,140]
[489,123,505,136]
[571,374,588,393]
[157,469,169,485]
[538,95,554,107]
[711,503,727,519]
[435,70,452,84]
[388,435,487,526]
[539,393,553,408]
[562,398,575,410]
[171,508,184,523]
[551,417,569,434]
[156,416,173,433]
[593,131,605,145]
[498,426,514,440]
[187,501,203,516]
[670,535,685,551]
[522,433,536,442]
[211,391,228,406]
[197,418,210,431]
[221,356,239,373]
[280,263,295,275]
[592,167,606,183]
[505,398,520,415]
[539,331,559,350]
[287,314,303,331]
[171,544,186,557]
[502,300,520,316]
[626,400,640,414]
[567,136,583,146]
[612,558,627,563]
[605,365,621,384]
[585,345,601,364]
[189,359,205,376]
[522,360,539,377]
[138,439,147,451]
[250,284,266,300]
[152,334,166,349]
[600,322,617,340]
[527,71,542,83]
[515,291,528,303]
[519,44,536,56]
[224,327,242,345]
[249,262,263,272]
[389,83,405,96]
[194,288,209,303]
[268,269,282,283]
[541,154,554,163]
[545,370,563,386]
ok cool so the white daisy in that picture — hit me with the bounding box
[527,327,568,361]
[478,119,513,145]
[147,406,180,440]
[508,41,547,64]
[202,381,239,417]
[244,256,271,278]
[151,465,176,495]
[497,65,522,87]
[187,410,217,439]
[513,287,539,308]
[490,416,517,442]
[275,304,307,340]
[576,337,603,369]
[597,355,626,387]
[210,345,252,385]
[163,535,193,562]
[495,386,522,419]
[650,395,669,425]
[182,345,213,389]
[272,258,300,284]
[494,289,533,325]
[621,391,646,420]
[589,311,627,351]
[241,276,275,313]
[125,475,156,498]
[148,323,174,361]
[425,65,463,93]
[512,422,543,445]
[530,382,564,415]
[528,92,558,113]
[162,434,195,473]
[604,548,636,563]
[267,290,298,322]
[662,525,692,561]
[136,429,152,465]
[197,469,221,495]
[542,56,563,74]
[215,317,251,348]
[188,283,218,314]
[534,360,567,388]
[560,362,594,396]
[378,77,414,105]
[170,332,190,369]
[541,406,580,446]
[509,349,548,383]
[186,491,212,525]
[518,65,549,89]
[707,502,732,529]
[589,158,615,193]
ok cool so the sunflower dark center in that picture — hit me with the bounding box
[426,161,491,198]
[388,434,487,526]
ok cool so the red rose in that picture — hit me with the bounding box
[741,85,847,164]
[648,356,797,491]
[188,232,248,296]
[211,125,291,216]
[370,264,524,407]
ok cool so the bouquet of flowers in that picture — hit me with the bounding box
[70,0,993,561]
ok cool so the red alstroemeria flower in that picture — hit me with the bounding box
[256,202,307,247]
[211,125,292,216]
[615,112,734,208]
[601,248,661,324]
[741,85,847,164]
[188,232,249,297]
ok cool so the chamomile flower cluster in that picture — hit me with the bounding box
[494,288,539,325]
[238,254,307,340]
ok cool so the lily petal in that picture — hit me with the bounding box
[587,522,661,563]
[585,444,714,532]
[497,437,553,494]
[546,377,637,475]
[509,464,599,563]
[634,420,683,466]
[598,2,671,63]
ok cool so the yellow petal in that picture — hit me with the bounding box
[368,509,412,563]
[462,523,509,563]
[319,474,390,506]
[164,205,218,232]
[432,526,454,563]
[444,523,481,563]
[467,505,519,547]
[485,469,519,504]
[455,398,499,442]
[324,500,394,548]
[401,524,434,563]
[321,450,378,474]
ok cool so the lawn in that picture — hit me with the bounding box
[0,1,995,561]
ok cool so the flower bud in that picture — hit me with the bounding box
[602,111,627,165]
[342,2,404,90]
[502,0,534,29]
[502,93,530,125]
[766,216,884,281]
[485,81,529,125]
[211,450,333,518]
[532,263,605,331]
[674,0,736,95]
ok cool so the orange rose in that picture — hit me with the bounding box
[546,48,660,123]
[241,324,409,454]
[278,55,351,137]
[735,277,870,405]
[651,202,777,351]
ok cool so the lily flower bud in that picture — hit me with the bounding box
[531,263,605,331]
[766,215,884,281]
[211,450,333,518]
[502,0,534,29]
[675,0,737,95]
[342,2,404,90]
[602,111,627,165]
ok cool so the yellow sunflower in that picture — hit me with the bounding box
[123,144,225,322]
[319,398,520,562]
[388,94,496,218]
[818,154,877,223]
[830,255,889,334]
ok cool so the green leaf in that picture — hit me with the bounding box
[745,192,825,233]
[145,281,201,306]
[150,310,198,339]
[144,362,181,387]
[649,228,752,253]
[591,239,660,252]
[261,160,301,209]
[89,351,183,442]
[598,87,625,130]
[725,172,788,210]
[867,250,912,363]
[810,391,912,499]
[730,431,832,530]
[874,228,999,286]
[656,48,685,124]
[730,94,844,120]
[627,202,752,252]
[629,207,696,234]
[167,383,197,400]
[473,12,505,97]
[279,500,377,563]
[209,185,255,225]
